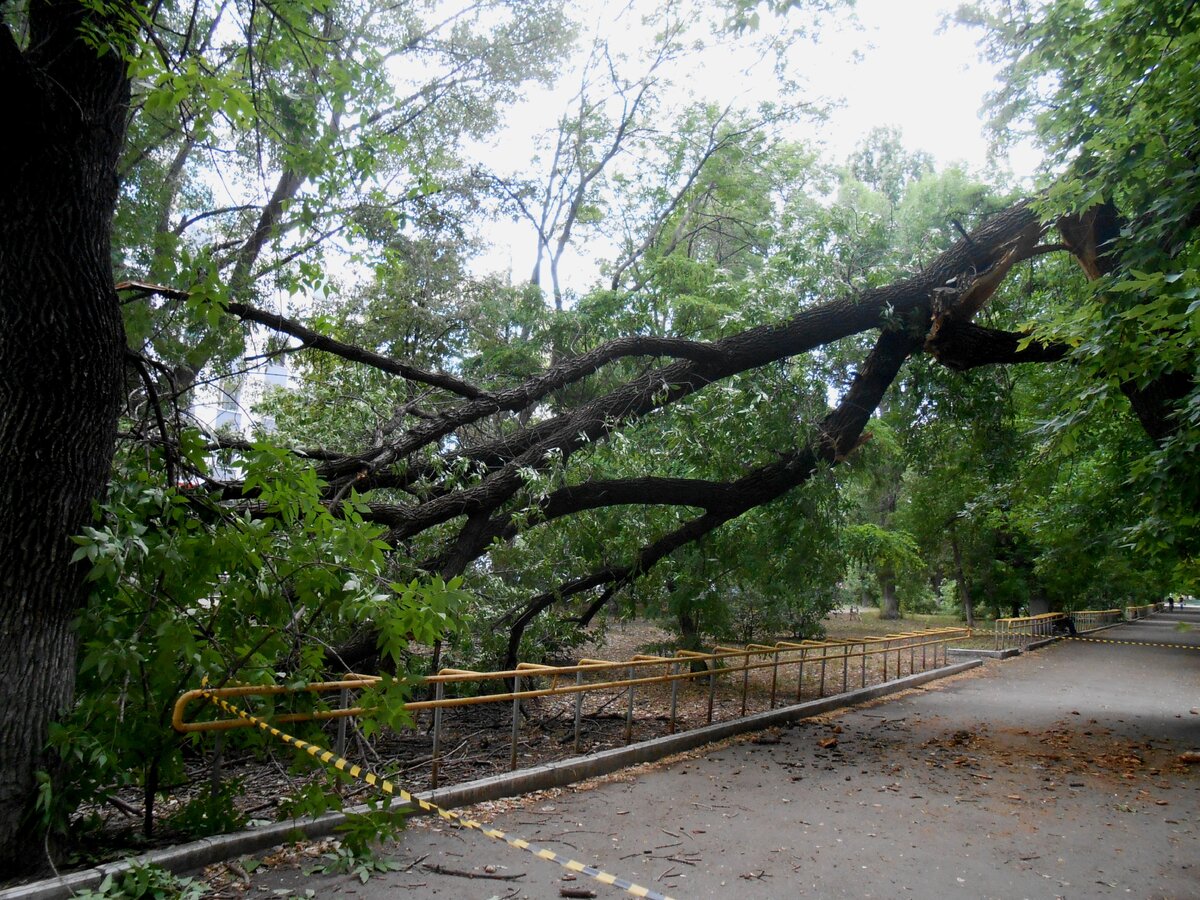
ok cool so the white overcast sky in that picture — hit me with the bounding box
[472,0,1041,288]
[801,0,1039,174]
[228,0,1044,418]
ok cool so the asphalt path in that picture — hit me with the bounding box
[246,609,1200,899]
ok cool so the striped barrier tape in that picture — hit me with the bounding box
[199,687,675,900]
[1065,636,1200,651]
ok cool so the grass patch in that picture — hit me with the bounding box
[822,609,994,649]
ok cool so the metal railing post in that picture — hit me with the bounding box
[769,648,779,709]
[740,652,749,717]
[510,674,521,771]
[707,663,716,724]
[669,662,679,735]
[795,647,806,702]
[625,666,635,745]
[335,688,349,757]
[431,680,444,789]
[573,670,584,753]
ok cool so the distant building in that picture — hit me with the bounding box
[188,360,291,481]
[191,360,290,437]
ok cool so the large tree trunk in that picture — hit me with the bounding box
[878,563,900,620]
[0,5,129,875]
[677,605,710,675]
[1028,591,1050,617]
[877,487,900,620]
[950,528,974,628]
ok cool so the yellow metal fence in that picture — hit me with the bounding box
[1073,608,1123,630]
[175,627,969,788]
[992,608,1126,651]
[1125,602,1164,620]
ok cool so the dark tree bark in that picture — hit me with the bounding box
[925,319,1068,371]
[1059,204,1196,443]
[878,563,900,620]
[498,323,927,666]
[0,4,130,874]
[877,488,900,620]
[950,526,974,628]
[1028,589,1050,617]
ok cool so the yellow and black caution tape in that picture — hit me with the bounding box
[1065,636,1200,651]
[199,687,674,900]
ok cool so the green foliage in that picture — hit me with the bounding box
[965,0,1200,578]
[276,779,342,823]
[112,0,573,390]
[842,523,923,576]
[658,487,846,645]
[163,779,247,838]
[338,806,409,854]
[46,431,464,842]
[71,862,206,900]
[299,806,410,884]
[305,844,402,883]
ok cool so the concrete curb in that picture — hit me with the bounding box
[947,619,1130,661]
[1,659,979,900]
[1024,636,1058,651]
[947,647,1020,659]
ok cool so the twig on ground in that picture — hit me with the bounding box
[421,862,525,881]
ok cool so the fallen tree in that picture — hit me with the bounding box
[4,0,1197,876]
[132,201,1065,671]
[123,193,1193,675]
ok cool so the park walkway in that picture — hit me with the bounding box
[249,609,1200,898]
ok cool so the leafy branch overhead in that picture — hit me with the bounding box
[127,199,1084,668]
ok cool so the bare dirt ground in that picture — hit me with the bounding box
[223,609,1200,899]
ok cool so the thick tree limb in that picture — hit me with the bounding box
[499,323,924,667]
[225,301,488,400]
[454,202,1043,469]
[316,331,730,483]
[324,203,1054,672]
[926,320,1069,370]
[1058,203,1195,443]
[922,216,1052,370]
[362,203,1045,543]
[424,476,743,576]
